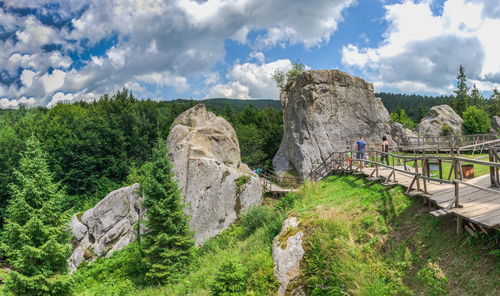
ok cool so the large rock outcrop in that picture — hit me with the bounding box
[273,70,393,179]
[69,184,143,270]
[272,216,305,296]
[167,104,262,245]
[416,105,463,136]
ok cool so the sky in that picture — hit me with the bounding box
[0,0,499,108]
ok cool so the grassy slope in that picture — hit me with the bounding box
[71,175,499,296]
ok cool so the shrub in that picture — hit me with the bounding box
[462,106,491,134]
[276,192,301,212]
[240,206,276,236]
[390,109,416,129]
[210,258,248,296]
[441,124,452,136]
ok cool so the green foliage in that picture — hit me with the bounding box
[235,175,250,188]
[72,242,144,296]
[377,92,452,122]
[441,124,452,136]
[451,65,472,116]
[272,61,305,91]
[209,258,248,296]
[0,136,72,296]
[389,108,416,129]
[416,262,448,296]
[240,206,278,237]
[463,106,491,134]
[488,88,500,117]
[140,139,195,285]
[275,192,301,212]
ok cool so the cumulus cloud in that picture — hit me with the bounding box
[207,58,292,100]
[341,0,500,93]
[0,0,354,107]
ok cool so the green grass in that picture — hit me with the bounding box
[69,175,499,296]
[295,175,499,296]
[380,153,491,178]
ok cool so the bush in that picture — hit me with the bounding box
[276,192,301,212]
[441,124,452,136]
[240,206,276,236]
[390,108,416,129]
[210,258,248,296]
[462,106,491,134]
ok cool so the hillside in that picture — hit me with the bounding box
[70,175,499,296]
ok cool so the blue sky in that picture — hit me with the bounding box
[0,0,499,108]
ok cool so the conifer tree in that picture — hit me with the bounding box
[140,139,194,285]
[0,136,72,296]
[470,83,485,107]
[489,88,500,116]
[451,65,471,116]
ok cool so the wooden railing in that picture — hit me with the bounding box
[309,149,500,210]
[401,133,499,152]
[257,168,302,191]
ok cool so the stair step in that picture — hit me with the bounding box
[430,209,450,217]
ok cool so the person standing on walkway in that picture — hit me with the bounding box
[356,136,366,168]
[381,136,390,165]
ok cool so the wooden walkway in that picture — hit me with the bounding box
[308,148,500,234]
[360,166,500,231]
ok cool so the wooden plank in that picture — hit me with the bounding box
[474,213,500,228]
[435,189,498,207]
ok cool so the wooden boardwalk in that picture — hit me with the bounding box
[360,166,500,231]
[308,148,500,234]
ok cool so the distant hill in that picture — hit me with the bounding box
[164,98,281,114]
[201,98,281,112]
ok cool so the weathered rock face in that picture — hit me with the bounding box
[492,116,500,131]
[272,216,305,296]
[391,122,417,146]
[167,104,262,245]
[416,105,463,136]
[273,70,393,178]
[69,184,143,271]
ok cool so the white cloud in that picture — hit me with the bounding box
[0,97,36,109]
[341,0,500,93]
[207,58,292,99]
[1,0,354,106]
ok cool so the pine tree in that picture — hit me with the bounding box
[0,136,72,296]
[140,139,194,285]
[451,65,471,116]
[417,104,426,122]
[470,84,485,107]
[489,88,500,116]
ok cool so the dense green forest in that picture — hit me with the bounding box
[0,91,282,225]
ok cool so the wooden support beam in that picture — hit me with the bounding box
[457,216,463,235]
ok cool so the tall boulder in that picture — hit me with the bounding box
[273,70,393,179]
[69,184,143,271]
[416,105,463,137]
[167,104,262,245]
[492,116,500,131]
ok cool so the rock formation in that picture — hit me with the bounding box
[272,216,305,296]
[416,105,463,137]
[273,70,393,179]
[167,104,262,245]
[69,184,143,271]
[492,116,500,131]
[391,122,417,146]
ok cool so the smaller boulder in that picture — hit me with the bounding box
[272,216,306,296]
[492,116,500,131]
[416,105,463,136]
[69,184,143,271]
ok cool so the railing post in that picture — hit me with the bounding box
[438,159,443,183]
[489,147,496,187]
